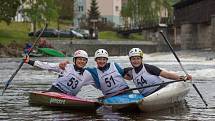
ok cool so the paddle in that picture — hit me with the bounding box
[159,30,208,107]
[99,79,187,99]
[1,23,48,95]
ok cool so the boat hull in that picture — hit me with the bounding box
[138,81,190,112]
[103,81,190,112]
[29,91,102,110]
[38,48,65,57]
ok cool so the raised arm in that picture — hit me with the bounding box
[24,56,63,72]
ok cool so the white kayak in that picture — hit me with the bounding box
[103,81,190,112]
[138,81,190,112]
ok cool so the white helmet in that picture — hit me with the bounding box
[129,48,143,58]
[74,50,88,59]
[94,49,108,59]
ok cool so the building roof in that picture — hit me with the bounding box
[173,0,202,9]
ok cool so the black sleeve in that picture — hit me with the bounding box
[28,60,35,66]
[123,67,133,78]
[144,64,161,76]
[123,67,133,74]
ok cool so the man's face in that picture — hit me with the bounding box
[130,56,142,67]
[95,57,108,68]
[75,57,88,68]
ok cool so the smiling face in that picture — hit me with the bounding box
[130,56,142,67]
[95,57,108,68]
[75,57,88,68]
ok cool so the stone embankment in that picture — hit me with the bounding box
[0,39,163,57]
[50,39,159,56]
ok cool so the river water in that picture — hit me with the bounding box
[0,50,215,120]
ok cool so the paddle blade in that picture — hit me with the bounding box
[1,61,24,95]
[2,81,9,95]
[192,84,208,108]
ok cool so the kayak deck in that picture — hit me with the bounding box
[102,93,144,111]
[29,81,190,112]
[102,81,190,112]
[29,91,102,110]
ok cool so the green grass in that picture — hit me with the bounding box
[0,22,31,45]
[0,21,144,47]
[99,31,122,40]
[129,33,145,40]
[0,21,72,46]
[99,31,144,41]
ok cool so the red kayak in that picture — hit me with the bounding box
[29,91,102,110]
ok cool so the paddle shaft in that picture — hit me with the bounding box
[159,30,208,107]
[100,80,186,99]
[2,23,48,95]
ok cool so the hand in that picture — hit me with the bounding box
[59,60,69,70]
[23,55,30,63]
[124,74,132,80]
[179,75,192,81]
[185,74,192,80]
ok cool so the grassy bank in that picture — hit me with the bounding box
[0,21,70,46]
[0,21,144,46]
[0,22,31,45]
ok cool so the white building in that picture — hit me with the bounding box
[74,0,123,27]
[14,0,32,22]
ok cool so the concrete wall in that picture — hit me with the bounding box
[197,24,212,49]
[179,15,215,50]
[141,27,180,52]
[49,40,157,57]
[180,24,195,49]
[211,15,215,51]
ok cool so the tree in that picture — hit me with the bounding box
[121,4,131,28]
[87,0,100,39]
[24,0,59,32]
[121,0,173,27]
[57,0,74,20]
[87,0,100,26]
[55,0,74,30]
[0,0,22,24]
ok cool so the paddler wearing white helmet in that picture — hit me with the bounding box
[125,48,192,96]
[24,50,95,96]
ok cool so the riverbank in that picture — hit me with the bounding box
[0,21,146,57]
[0,39,157,57]
[0,42,24,57]
[49,39,158,56]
